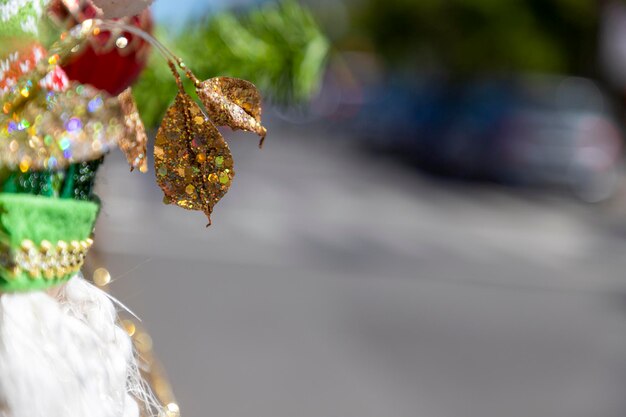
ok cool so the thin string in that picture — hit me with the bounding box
[93,20,201,86]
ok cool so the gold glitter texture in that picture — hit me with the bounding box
[196,77,267,147]
[154,92,235,225]
[0,81,125,170]
[118,87,148,172]
[7,237,94,280]
[0,21,267,227]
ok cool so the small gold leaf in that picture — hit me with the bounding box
[118,88,148,173]
[154,92,235,225]
[196,77,267,146]
[0,82,125,171]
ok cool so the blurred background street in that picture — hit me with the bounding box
[90,1,626,416]
[88,125,626,417]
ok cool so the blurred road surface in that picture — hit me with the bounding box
[92,124,626,417]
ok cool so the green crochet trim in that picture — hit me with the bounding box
[0,193,98,292]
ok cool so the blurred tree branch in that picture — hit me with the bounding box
[352,0,599,77]
[133,0,329,128]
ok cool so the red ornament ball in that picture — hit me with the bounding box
[50,0,153,96]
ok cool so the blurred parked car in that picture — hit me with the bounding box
[321,62,624,202]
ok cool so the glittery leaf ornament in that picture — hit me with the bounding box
[117,87,148,172]
[155,92,235,225]
[0,17,266,226]
[0,81,125,171]
[196,77,267,147]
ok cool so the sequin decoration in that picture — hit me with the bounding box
[155,92,234,225]
[196,77,267,147]
[0,82,125,170]
[117,88,148,172]
[3,237,94,281]
[1,169,62,197]
[66,157,104,200]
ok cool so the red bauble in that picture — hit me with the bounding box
[50,0,152,96]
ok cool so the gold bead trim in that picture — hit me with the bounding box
[8,238,94,280]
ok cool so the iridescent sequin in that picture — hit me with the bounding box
[0,82,125,170]
[2,237,94,281]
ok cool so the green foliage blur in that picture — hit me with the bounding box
[133,0,329,128]
[352,0,599,76]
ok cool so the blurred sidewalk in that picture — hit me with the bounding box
[92,125,626,417]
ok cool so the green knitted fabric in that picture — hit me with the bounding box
[0,193,98,292]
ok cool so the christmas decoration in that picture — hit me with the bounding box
[2,17,266,221]
[0,0,273,415]
[50,0,153,95]
[155,86,235,225]
[0,0,327,415]
[196,77,267,146]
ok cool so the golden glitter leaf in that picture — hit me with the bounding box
[0,82,125,171]
[118,88,148,173]
[154,92,235,225]
[196,77,267,147]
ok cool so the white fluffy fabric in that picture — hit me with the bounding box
[0,275,160,417]
[90,0,153,18]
